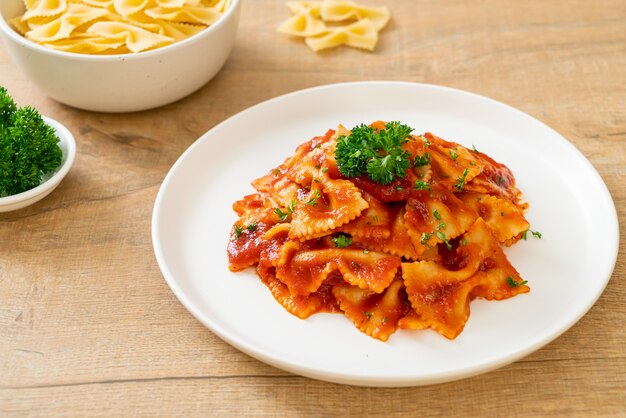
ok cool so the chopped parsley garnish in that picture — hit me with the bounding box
[461,239,468,246]
[275,200,296,221]
[414,152,430,167]
[234,225,243,239]
[362,249,369,254]
[420,232,433,246]
[449,150,459,160]
[436,231,452,250]
[305,189,321,206]
[507,277,528,287]
[246,222,257,232]
[500,212,504,217]
[471,144,479,153]
[364,311,373,320]
[273,169,280,175]
[497,175,505,186]
[373,215,379,223]
[395,185,403,191]
[420,135,431,147]
[433,209,441,220]
[314,164,321,169]
[335,121,414,185]
[522,229,542,240]
[436,222,446,231]
[455,168,469,191]
[414,180,431,191]
[333,234,352,248]
[321,167,328,173]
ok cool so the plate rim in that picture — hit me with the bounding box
[151,81,619,386]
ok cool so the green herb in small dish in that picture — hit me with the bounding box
[0,87,62,197]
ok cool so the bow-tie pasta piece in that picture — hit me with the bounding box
[278,0,390,51]
[80,0,114,7]
[321,0,390,31]
[113,0,151,16]
[157,21,207,41]
[278,1,327,37]
[305,18,377,51]
[43,35,127,53]
[23,0,67,20]
[87,21,174,52]
[9,16,31,35]
[26,3,109,42]
[333,279,412,341]
[144,6,222,25]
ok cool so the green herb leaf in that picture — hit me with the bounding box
[333,234,352,248]
[275,200,296,221]
[364,311,372,319]
[420,232,433,246]
[335,121,414,185]
[305,189,321,206]
[414,180,431,191]
[449,150,458,160]
[0,88,62,197]
[414,152,430,167]
[531,230,542,239]
[507,277,528,287]
[455,168,470,191]
[433,209,441,220]
[436,231,452,250]
[234,225,243,239]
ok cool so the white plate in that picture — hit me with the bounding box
[152,82,618,387]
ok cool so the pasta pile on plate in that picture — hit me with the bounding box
[227,121,533,341]
[9,0,232,54]
[277,0,390,51]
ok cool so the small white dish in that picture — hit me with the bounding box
[0,116,76,212]
[152,81,619,387]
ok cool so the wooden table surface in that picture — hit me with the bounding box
[1,0,625,416]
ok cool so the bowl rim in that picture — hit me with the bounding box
[0,0,241,61]
[0,115,76,207]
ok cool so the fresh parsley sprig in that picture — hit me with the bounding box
[335,121,414,185]
[275,200,296,222]
[0,87,62,197]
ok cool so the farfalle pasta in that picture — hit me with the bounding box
[278,0,390,52]
[10,0,231,54]
[227,121,535,341]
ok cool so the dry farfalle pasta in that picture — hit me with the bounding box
[10,0,232,54]
[278,0,390,52]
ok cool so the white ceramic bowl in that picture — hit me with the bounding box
[0,0,241,113]
[0,116,76,212]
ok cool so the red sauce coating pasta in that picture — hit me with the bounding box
[227,122,531,341]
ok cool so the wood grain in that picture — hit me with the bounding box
[1,0,625,416]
